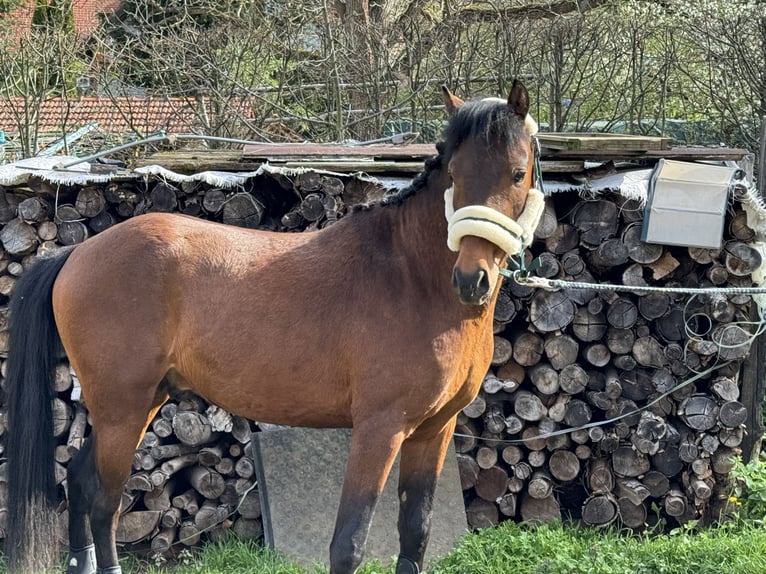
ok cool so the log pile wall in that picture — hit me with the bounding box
[0,166,761,552]
[459,191,762,529]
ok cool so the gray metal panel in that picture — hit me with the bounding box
[253,427,468,568]
[642,159,737,249]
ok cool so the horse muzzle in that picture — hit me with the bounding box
[445,187,545,305]
[452,264,492,306]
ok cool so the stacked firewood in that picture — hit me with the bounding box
[458,192,760,529]
[0,167,387,551]
[31,381,261,551]
[0,167,761,550]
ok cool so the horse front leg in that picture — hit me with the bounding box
[329,420,405,574]
[395,417,458,574]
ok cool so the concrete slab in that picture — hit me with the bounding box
[252,427,468,569]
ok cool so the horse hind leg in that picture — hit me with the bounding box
[65,428,128,574]
[67,380,170,574]
[66,438,99,574]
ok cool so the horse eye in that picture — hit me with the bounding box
[513,171,526,184]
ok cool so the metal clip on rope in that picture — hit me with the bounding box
[510,271,559,291]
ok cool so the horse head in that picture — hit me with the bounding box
[442,79,544,306]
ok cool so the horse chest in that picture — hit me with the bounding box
[433,322,495,403]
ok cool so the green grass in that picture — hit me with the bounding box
[429,520,766,574]
[5,520,766,573]
[118,520,766,573]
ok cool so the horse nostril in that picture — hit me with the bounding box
[452,266,491,304]
[452,267,462,293]
[476,268,490,296]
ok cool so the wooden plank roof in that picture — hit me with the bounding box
[242,143,437,161]
[240,139,748,164]
[139,141,750,176]
[537,132,672,151]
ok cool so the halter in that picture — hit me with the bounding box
[444,114,545,256]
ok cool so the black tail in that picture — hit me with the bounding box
[6,246,75,574]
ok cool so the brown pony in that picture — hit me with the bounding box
[5,80,541,574]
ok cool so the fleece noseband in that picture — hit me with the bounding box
[445,186,545,256]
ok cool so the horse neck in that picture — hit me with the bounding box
[381,162,498,323]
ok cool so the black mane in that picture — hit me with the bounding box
[441,97,526,157]
[354,97,526,211]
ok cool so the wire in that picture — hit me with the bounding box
[454,361,732,446]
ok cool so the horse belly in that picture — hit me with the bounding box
[172,348,354,428]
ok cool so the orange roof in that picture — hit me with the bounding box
[1,0,122,38]
[0,97,216,136]
[72,0,123,36]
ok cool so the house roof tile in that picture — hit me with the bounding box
[0,97,209,136]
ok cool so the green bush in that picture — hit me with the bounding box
[729,453,766,522]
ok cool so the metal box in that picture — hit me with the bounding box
[642,159,740,249]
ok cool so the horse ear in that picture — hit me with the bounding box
[441,85,464,116]
[507,79,530,119]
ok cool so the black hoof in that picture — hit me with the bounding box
[395,555,420,574]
